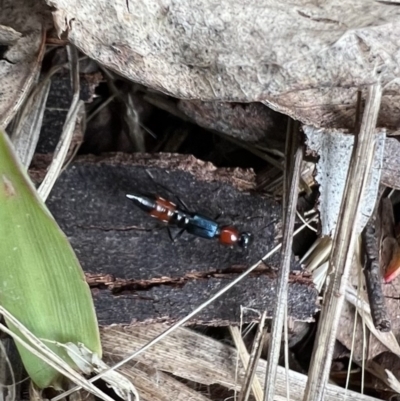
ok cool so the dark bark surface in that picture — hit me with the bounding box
[92,276,317,325]
[31,153,319,325]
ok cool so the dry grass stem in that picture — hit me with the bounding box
[0,307,113,401]
[303,82,383,401]
[263,146,303,401]
[229,312,266,401]
[0,338,18,401]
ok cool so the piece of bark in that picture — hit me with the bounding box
[30,153,318,325]
[34,153,276,283]
[92,276,317,325]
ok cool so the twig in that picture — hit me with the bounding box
[345,285,400,356]
[0,29,46,128]
[362,215,391,331]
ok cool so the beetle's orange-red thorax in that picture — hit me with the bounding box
[219,226,239,246]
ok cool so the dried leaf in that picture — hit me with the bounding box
[47,0,400,128]
[0,1,50,127]
[0,25,22,45]
[10,80,51,168]
[100,324,384,401]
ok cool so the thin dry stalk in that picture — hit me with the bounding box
[230,311,266,401]
[363,219,391,331]
[86,94,116,123]
[297,211,317,232]
[0,307,114,401]
[303,82,383,401]
[282,119,297,215]
[220,134,283,170]
[53,247,283,401]
[143,92,190,122]
[282,119,291,219]
[101,68,146,152]
[125,91,145,152]
[263,146,303,401]
[0,338,19,401]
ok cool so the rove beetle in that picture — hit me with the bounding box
[126,192,253,248]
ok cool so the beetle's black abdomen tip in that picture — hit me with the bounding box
[126,193,157,213]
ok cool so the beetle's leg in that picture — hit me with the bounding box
[167,227,186,242]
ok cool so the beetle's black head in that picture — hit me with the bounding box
[238,232,253,248]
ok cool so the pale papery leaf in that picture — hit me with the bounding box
[305,127,386,237]
[0,25,22,45]
[0,0,52,127]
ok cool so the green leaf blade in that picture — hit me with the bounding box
[0,130,101,389]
